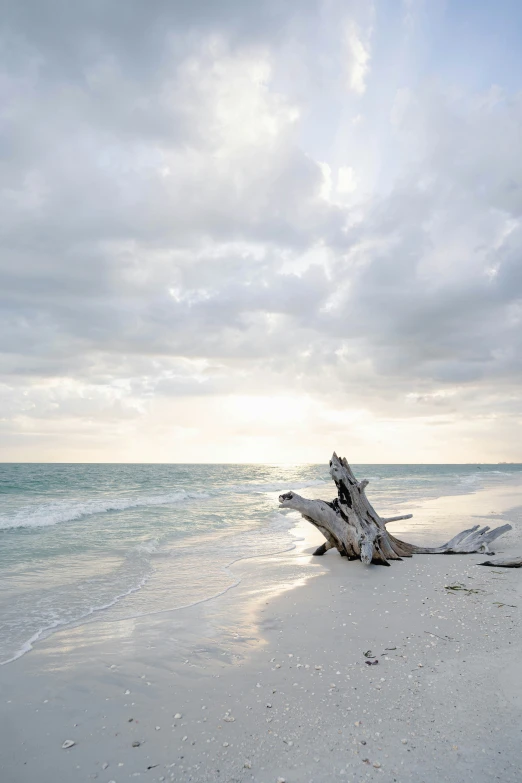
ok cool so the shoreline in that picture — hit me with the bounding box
[2,465,521,670]
[4,470,522,669]
[1,483,521,782]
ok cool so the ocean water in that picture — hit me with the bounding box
[1,462,521,665]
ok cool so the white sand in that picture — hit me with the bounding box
[1,484,521,783]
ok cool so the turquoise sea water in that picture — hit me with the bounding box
[1,462,521,665]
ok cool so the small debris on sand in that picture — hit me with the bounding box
[61,740,76,749]
[445,584,482,595]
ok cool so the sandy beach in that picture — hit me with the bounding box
[1,482,521,783]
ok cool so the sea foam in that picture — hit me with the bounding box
[0,491,202,531]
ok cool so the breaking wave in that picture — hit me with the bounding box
[0,478,329,532]
[0,491,205,531]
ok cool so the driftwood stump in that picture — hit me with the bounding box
[279,453,512,566]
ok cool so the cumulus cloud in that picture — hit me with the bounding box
[1,0,521,461]
[343,20,372,94]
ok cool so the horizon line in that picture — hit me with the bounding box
[1,461,521,466]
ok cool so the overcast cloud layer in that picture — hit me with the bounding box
[1,0,522,462]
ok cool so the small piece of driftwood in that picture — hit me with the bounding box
[278,452,512,567]
[478,557,522,568]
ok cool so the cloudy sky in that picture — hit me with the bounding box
[2,0,522,463]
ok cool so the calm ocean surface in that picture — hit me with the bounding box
[1,462,521,665]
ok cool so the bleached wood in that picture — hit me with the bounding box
[382,514,413,524]
[278,452,513,566]
[478,556,522,568]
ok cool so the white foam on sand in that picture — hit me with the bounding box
[0,508,303,665]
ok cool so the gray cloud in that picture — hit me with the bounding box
[1,1,522,458]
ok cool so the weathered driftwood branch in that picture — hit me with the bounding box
[382,513,413,524]
[279,453,512,567]
[478,556,522,568]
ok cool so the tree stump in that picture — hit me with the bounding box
[278,453,512,566]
